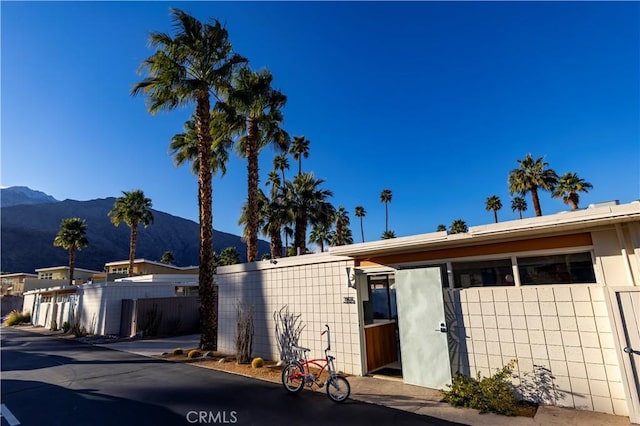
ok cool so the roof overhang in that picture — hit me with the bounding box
[329,202,640,259]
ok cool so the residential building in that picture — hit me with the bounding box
[36,266,100,284]
[1,273,37,295]
[104,259,198,277]
[215,201,640,421]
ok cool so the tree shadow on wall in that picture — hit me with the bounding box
[516,364,567,405]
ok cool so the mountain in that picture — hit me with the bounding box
[1,186,58,208]
[1,197,270,273]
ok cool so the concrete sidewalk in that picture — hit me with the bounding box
[98,333,632,426]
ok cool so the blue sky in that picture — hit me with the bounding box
[2,1,639,246]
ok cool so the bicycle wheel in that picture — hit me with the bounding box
[326,376,350,402]
[281,362,305,393]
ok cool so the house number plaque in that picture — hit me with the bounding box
[343,296,355,304]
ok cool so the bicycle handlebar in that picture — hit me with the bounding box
[323,324,331,351]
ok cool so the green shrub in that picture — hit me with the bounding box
[3,311,31,326]
[443,360,519,416]
[173,348,184,356]
[251,357,264,368]
[187,349,201,359]
[62,321,71,333]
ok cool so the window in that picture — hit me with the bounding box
[111,267,128,274]
[452,259,514,288]
[39,273,53,280]
[364,274,397,323]
[518,252,595,285]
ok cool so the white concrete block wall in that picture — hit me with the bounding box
[452,284,626,416]
[216,255,362,375]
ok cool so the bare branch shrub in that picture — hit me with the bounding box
[235,302,254,364]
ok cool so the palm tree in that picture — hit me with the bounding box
[132,8,246,351]
[290,135,310,176]
[221,67,289,263]
[160,251,175,264]
[169,112,234,177]
[219,247,240,266]
[450,219,468,234]
[309,224,332,252]
[380,189,392,232]
[381,230,396,239]
[354,206,366,243]
[436,224,447,232]
[53,218,89,286]
[511,196,528,219]
[108,190,154,277]
[553,172,593,210]
[284,172,334,254]
[508,154,558,217]
[273,154,290,183]
[485,195,503,223]
[333,206,351,246]
[331,227,354,246]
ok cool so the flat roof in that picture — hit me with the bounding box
[0,273,38,278]
[104,259,199,270]
[329,201,640,258]
[34,266,102,273]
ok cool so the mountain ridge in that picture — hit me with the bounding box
[1,186,58,208]
[1,188,269,273]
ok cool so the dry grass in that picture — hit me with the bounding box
[160,351,284,383]
[160,351,336,385]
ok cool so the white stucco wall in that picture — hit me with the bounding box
[449,285,626,416]
[76,282,177,335]
[215,254,362,375]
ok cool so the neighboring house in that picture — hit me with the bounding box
[1,273,37,295]
[215,201,640,421]
[23,274,199,336]
[104,259,199,277]
[36,266,101,284]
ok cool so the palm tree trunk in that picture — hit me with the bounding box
[385,203,389,232]
[269,226,282,259]
[531,187,543,217]
[519,210,523,220]
[283,230,288,257]
[246,117,259,263]
[569,194,579,210]
[298,158,302,176]
[128,224,137,277]
[195,96,217,351]
[360,218,365,243]
[68,247,75,286]
[493,210,498,223]
[295,213,306,254]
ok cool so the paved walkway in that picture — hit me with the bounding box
[14,327,635,426]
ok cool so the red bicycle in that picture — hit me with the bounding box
[281,324,351,403]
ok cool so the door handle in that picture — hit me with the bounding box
[434,322,447,333]
[624,347,639,355]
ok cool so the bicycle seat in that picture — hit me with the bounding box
[292,345,310,353]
